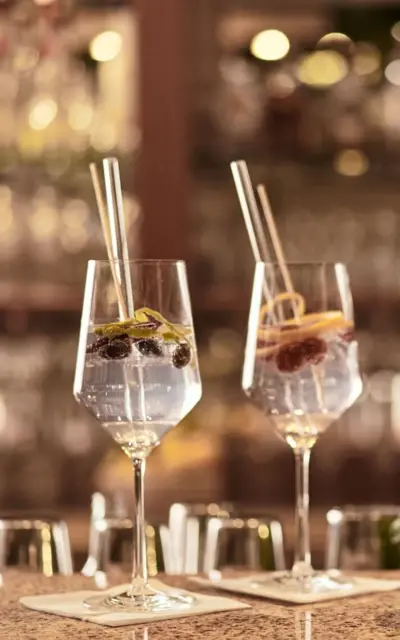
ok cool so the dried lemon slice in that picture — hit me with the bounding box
[256,309,353,355]
[259,291,306,324]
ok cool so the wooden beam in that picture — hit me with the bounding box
[137,0,189,260]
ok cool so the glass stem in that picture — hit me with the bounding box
[131,457,148,593]
[292,450,312,576]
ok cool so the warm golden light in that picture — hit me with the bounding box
[68,103,93,131]
[353,44,381,76]
[29,99,57,130]
[250,29,290,62]
[89,31,122,62]
[318,32,352,45]
[297,51,348,88]
[391,21,400,43]
[0,208,14,234]
[333,149,369,177]
[13,47,39,72]
[91,122,117,151]
[258,524,270,539]
[385,59,400,86]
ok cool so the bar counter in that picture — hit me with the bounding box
[2,570,400,639]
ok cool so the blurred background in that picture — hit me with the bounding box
[2,0,400,565]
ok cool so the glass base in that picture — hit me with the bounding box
[251,570,354,595]
[84,583,195,613]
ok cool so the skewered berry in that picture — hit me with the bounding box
[275,337,327,373]
[276,341,306,373]
[135,338,163,357]
[86,336,110,355]
[172,343,191,369]
[303,337,327,365]
[99,336,132,360]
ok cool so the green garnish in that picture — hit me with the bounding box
[162,331,180,343]
[94,307,193,350]
[95,323,128,337]
[134,310,149,323]
[126,327,158,339]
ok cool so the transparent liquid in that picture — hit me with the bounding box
[245,335,362,450]
[77,333,202,457]
[271,413,338,449]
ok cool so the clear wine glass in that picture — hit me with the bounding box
[74,259,202,611]
[242,262,363,594]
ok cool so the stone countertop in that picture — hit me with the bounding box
[2,571,400,639]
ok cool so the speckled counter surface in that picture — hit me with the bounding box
[2,571,400,640]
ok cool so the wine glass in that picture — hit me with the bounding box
[74,259,202,611]
[242,262,362,594]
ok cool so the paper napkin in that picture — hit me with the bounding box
[20,579,250,627]
[191,572,400,605]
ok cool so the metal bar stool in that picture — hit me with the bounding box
[82,492,172,584]
[204,516,286,574]
[0,516,73,576]
[168,502,233,574]
[325,505,400,571]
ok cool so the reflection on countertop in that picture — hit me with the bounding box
[3,570,400,639]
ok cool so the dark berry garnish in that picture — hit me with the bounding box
[275,337,327,373]
[302,337,327,365]
[276,342,306,373]
[99,336,132,360]
[86,336,110,355]
[136,338,163,357]
[172,343,191,369]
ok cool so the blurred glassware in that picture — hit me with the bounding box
[82,492,173,586]
[204,516,286,574]
[213,57,264,141]
[243,262,362,595]
[168,502,233,574]
[0,516,73,576]
[326,506,400,570]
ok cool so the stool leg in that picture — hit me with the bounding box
[53,523,73,575]
[270,521,286,571]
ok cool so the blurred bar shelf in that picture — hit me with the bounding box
[0,283,82,312]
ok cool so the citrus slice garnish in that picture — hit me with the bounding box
[256,288,354,357]
[260,291,306,324]
[258,311,352,345]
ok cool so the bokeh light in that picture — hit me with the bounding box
[333,149,369,177]
[91,121,118,151]
[391,21,400,43]
[318,32,352,45]
[250,29,290,62]
[297,51,348,88]
[89,31,122,63]
[13,46,39,72]
[385,59,400,86]
[68,103,93,132]
[353,43,381,76]
[29,98,57,130]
